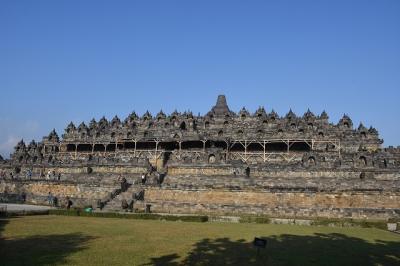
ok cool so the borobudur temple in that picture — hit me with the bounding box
[1,95,399,219]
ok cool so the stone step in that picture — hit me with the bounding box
[101,184,146,211]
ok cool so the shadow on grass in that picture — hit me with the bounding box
[0,218,8,237]
[144,233,400,266]
[0,220,95,266]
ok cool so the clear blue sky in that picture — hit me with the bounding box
[0,0,399,158]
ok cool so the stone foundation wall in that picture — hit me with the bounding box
[168,165,400,180]
[1,163,399,220]
[144,188,400,219]
[0,180,117,207]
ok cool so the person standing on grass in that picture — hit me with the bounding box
[66,197,73,209]
[47,192,53,205]
[21,192,26,203]
[53,196,58,207]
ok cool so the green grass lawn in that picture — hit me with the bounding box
[0,216,399,266]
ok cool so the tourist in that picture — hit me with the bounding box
[57,173,61,181]
[97,199,104,210]
[245,167,250,177]
[128,200,134,212]
[46,170,51,180]
[121,177,128,191]
[53,196,58,207]
[141,173,146,185]
[156,172,160,184]
[47,192,53,205]
[26,169,32,180]
[21,192,26,203]
[66,197,73,209]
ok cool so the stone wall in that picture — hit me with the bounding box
[144,188,400,219]
[167,165,400,180]
[0,180,118,207]
[19,165,148,175]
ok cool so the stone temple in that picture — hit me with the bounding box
[1,95,399,219]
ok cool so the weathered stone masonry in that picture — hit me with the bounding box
[0,95,399,219]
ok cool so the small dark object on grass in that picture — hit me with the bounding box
[253,237,267,256]
[253,237,267,248]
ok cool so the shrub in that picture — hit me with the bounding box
[0,209,49,217]
[48,209,208,222]
[239,215,270,224]
[311,218,387,230]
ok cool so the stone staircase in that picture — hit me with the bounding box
[98,169,168,212]
[101,183,146,212]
